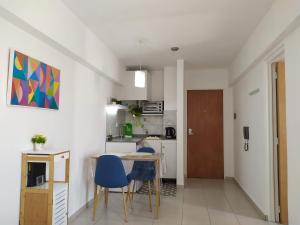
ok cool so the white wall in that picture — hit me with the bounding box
[229,1,300,223]
[176,60,185,185]
[232,26,300,224]
[0,0,124,83]
[284,26,300,225]
[230,0,300,83]
[184,69,234,178]
[232,62,270,215]
[0,16,117,224]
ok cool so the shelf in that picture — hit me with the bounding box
[26,182,68,191]
[141,114,163,116]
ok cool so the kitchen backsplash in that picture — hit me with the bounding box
[125,113,163,135]
[163,110,177,131]
[106,109,177,137]
[106,110,125,137]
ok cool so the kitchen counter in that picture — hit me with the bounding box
[107,135,176,144]
[108,136,144,143]
[107,135,145,144]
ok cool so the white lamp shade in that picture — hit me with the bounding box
[135,70,146,88]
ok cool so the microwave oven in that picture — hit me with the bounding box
[142,101,164,114]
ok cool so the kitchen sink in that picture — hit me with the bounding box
[145,135,161,140]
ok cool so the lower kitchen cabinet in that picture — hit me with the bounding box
[144,139,177,179]
[143,139,162,153]
[161,140,177,179]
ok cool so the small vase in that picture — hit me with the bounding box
[34,143,44,152]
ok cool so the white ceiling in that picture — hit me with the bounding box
[62,0,274,70]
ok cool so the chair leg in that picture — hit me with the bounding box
[126,182,132,209]
[131,180,136,201]
[104,188,109,208]
[148,180,152,212]
[93,185,102,221]
[122,188,128,222]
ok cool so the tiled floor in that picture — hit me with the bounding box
[70,179,279,225]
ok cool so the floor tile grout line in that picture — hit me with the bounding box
[206,207,213,225]
[223,184,242,225]
[203,186,214,225]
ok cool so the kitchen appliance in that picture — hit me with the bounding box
[122,123,133,138]
[165,127,176,139]
[142,101,163,114]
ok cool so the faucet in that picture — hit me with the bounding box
[119,123,124,139]
[144,128,149,135]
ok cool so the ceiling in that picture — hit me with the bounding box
[62,0,274,70]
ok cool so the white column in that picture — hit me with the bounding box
[176,59,184,185]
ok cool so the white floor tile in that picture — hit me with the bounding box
[70,179,280,225]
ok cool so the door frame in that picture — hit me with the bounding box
[266,45,288,223]
[186,89,224,179]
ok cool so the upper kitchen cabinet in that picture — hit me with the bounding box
[118,71,151,100]
[164,67,177,110]
[150,70,164,101]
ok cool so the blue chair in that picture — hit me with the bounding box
[127,147,155,211]
[93,155,132,222]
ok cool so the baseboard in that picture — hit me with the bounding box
[68,199,93,223]
[224,176,235,181]
[232,178,268,221]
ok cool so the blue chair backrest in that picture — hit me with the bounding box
[95,155,128,188]
[138,147,155,154]
[132,147,155,172]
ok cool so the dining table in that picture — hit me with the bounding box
[89,152,161,219]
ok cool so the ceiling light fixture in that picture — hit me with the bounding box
[135,70,145,88]
[135,40,146,88]
[171,46,180,52]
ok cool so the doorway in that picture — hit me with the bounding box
[272,61,288,224]
[187,90,224,179]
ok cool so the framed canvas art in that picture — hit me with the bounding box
[7,49,60,110]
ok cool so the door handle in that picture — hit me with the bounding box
[188,128,194,136]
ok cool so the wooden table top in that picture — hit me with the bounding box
[90,152,161,161]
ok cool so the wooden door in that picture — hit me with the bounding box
[187,90,224,178]
[276,62,288,224]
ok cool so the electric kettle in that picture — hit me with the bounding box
[165,127,176,139]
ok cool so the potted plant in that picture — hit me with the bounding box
[128,104,144,127]
[31,134,47,151]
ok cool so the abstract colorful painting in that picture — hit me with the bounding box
[8,50,60,110]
